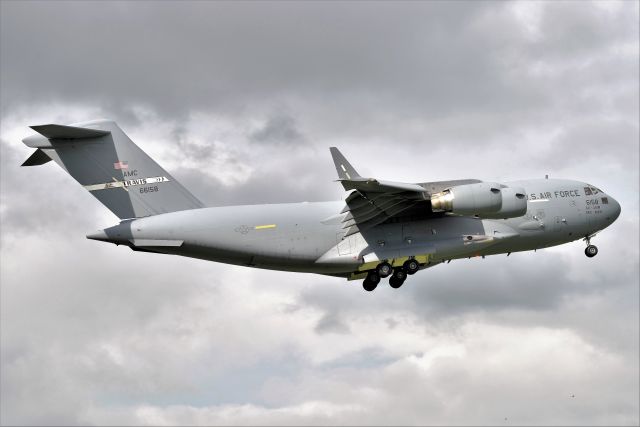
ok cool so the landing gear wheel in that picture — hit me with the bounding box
[389,276,402,289]
[363,280,377,292]
[403,259,420,275]
[389,269,407,289]
[363,271,381,291]
[389,276,405,289]
[376,262,393,278]
[585,245,598,258]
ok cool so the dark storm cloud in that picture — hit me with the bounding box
[4,1,633,121]
[2,1,636,171]
[0,2,488,115]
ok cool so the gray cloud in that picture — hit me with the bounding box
[314,312,351,335]
[2,2,634,120]
[250,114,305,146]
[1,1,638,425]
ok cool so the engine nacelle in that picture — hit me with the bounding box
[481,186,527,219]
[431,183,527,219]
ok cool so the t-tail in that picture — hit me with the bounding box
[21,120,204,219]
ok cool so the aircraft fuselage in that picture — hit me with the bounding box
[90,178,621,279]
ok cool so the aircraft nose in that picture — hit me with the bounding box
[609,196,621,222]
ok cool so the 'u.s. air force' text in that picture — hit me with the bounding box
[527,189,581,200]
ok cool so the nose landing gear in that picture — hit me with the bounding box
[584,235,598,258]
[585,245,598,258]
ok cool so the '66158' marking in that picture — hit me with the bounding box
[140,186,159,193]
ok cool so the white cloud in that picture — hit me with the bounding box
[76,322,637,426]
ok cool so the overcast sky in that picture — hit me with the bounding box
[1,1,638,425]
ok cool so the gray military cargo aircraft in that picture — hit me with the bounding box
[21,120,621,291]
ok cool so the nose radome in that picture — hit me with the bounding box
[610,197,621,222]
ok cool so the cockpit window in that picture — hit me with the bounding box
[584,185,602,195]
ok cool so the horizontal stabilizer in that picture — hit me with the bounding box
[21,148,52,166]
[30,124,111,140]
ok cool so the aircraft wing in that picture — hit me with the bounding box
[339,188,425,236]
[330,147,481,236]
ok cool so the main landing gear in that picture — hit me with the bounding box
[362,271,380,291]
[363,259,421,291]
[376,262,393,278]
[389,268,406,289]
[584,235,598,258]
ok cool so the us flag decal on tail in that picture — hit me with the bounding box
[114,160,128,170]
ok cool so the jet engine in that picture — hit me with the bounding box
[430,182,527,219]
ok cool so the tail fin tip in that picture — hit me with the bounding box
[29,123,110,140]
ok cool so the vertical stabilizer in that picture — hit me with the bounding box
[21,120,204,219]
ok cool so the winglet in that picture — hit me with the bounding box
[330,147,361,180]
